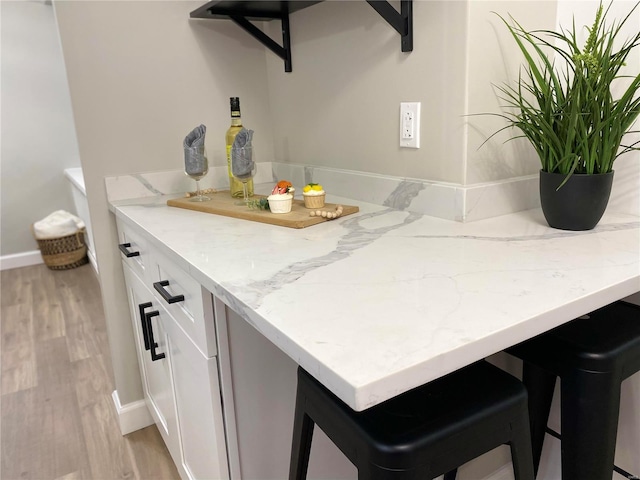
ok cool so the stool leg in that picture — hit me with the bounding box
[443,469,458,480]
[509,414,535,480]
[289,399,315,480]
[522,362,556,475]
[560,371,621,480]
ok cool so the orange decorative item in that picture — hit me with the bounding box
[271,180,294,195]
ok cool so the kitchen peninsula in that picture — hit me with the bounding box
[108,168,640,479]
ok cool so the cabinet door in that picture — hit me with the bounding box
[122,264,180,456]
[164,314,230,480]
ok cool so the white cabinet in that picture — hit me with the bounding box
[164,313,228,480]
[122,263,180,456]
[117,218,231,480]
[118,217,153,284]
[152,248,218,358]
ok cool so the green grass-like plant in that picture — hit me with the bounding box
[490,2,640,188]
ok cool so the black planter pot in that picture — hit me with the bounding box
[539,170,614,231]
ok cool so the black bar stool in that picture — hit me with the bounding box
[507,301,640,480]
[289,360,535,480]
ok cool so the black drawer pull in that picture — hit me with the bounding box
[138,302,152,351]
[153,280,185,304]
[119,242,140,258]
[144,310,166,361]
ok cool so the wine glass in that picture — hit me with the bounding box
[184,145,210,202]
[231,145,256,205]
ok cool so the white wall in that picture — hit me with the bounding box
[465,1,558,184]
[0,1,81,257]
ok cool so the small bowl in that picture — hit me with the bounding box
[267,194,293,214]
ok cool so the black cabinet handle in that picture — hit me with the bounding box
[153,280,185,304]
[119,242,140,258]
[138,302,152,351]
[144,310,166,361]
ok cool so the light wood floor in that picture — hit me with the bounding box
[1,263,180,480]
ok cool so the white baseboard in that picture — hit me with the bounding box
[111,390,153,435]
[0,250,44,271]
[88,249,99,275]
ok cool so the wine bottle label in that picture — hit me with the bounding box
[227,97,252,198]
[226,145,233,177]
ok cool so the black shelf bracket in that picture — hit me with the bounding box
[229,13,292,72]
[190,1,322,72]
[190,0,413,72]
[366,0,413,52]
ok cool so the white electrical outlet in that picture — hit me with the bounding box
[400,102,421,148]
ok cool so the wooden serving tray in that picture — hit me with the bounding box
[167,191,359,229]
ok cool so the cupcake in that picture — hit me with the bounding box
[302,183,325,208]
[267,180,294,214]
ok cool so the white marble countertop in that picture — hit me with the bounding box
[111,191,640,411]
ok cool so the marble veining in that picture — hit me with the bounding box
[107,162,542,221]
[382,181,426,210]
[131,173,166,196]
[108,170,640,411]
[412,221,640,242]
[243,208,424,310]
[107,161,639,222]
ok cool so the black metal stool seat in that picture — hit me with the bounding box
[289,360,535,480]
[507,300,640,480]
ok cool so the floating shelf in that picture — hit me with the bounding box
[190,0,413,72]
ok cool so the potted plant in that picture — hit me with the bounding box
[489,2,640,230]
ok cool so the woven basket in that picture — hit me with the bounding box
[33,227,89,270]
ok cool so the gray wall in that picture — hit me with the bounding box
[54,0,277,405]
[263,0,638,199]
[1,1,81,257]
[263,0,557,184]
